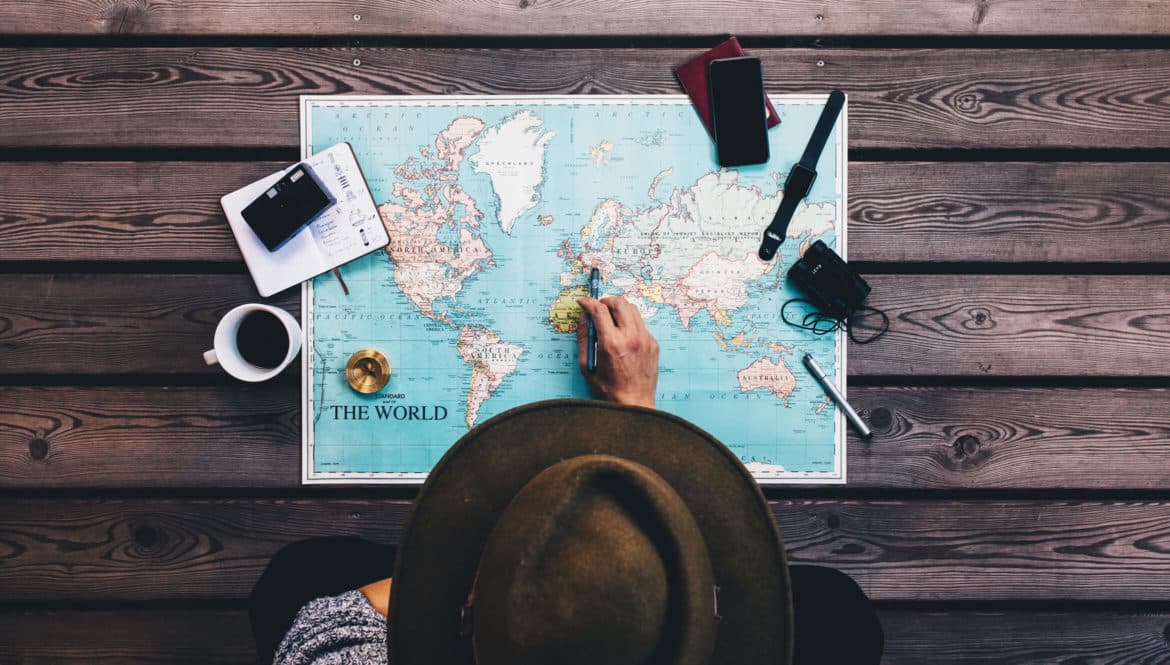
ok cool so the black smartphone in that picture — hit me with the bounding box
[242,163,334,251]
[708,56,770,167]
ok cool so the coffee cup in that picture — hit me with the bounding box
[203,303,301,382]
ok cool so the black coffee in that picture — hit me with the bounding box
[236,311,290,369]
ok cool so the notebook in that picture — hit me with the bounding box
[221,142,388,297]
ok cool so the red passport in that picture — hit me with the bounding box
[675,37,780,137]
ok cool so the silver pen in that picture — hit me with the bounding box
[803,353,871,438]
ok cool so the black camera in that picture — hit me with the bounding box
[787,240,870,319]
[242,163,334,251]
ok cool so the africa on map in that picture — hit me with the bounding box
[300,95,847,484]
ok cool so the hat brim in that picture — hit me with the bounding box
[388,399,793,665]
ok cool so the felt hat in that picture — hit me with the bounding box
[388,399,793,665]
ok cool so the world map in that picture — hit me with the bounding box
[301,95,846,484]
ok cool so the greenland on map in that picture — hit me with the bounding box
[300,95,847,484]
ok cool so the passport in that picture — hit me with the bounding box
[674,37,781,137]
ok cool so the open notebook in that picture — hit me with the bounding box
[221,142,388,297]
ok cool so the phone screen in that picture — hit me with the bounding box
[708,57,769,167]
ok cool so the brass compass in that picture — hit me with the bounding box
[345,349,391,394]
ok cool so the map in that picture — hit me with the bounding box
[300,95,847,484]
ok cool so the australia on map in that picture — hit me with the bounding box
[300,95,847,484]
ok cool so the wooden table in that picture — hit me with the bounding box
[2,2,1170,662]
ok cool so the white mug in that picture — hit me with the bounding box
[203,303,302,382]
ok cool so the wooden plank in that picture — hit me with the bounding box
[5,499,1170,601]
[2,48,1169,150]
[4,273,1169,377]
[0,162,282,263]
[0,499,406,602]
[856,274,1170,377]
[4,608,1170,664]
[2,0,1168,36]
[6,161,1170,264]
[850,162,1170,264]
[0,386,299,488]
[850,387,1170,489]
[0,610,255,665]
[6,386,1170,490]
[0,274,298,375]
[785,501,1170,602]
[879,610,1170,664]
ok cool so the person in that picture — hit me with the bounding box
[250,295,883,665]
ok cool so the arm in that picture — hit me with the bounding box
[577,295,659,408]
[359,577,392,618]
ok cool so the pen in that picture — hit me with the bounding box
[587,268,600,371]
[331,267,350,296]
[803,353,871,438]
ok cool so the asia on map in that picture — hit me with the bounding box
[300,95,847,484]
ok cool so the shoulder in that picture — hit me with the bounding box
[275,590,387,665]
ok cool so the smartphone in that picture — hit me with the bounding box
[708,56,770,167]
[242,163,334,251]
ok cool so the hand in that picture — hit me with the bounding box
[577,296,659,409]
[359,578,392,618]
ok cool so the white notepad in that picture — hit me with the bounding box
[221,142,388,297]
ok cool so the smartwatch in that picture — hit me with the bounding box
[759,90,845,261]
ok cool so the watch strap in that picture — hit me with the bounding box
[758,191,801,260]
[799,90,845,170]
[759,90,845,261]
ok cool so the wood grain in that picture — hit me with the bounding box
[0,499,404,602]
[6,161,1170,264]
[0,274,298,375]
[848,387,1170,489]
[9,608,1170,660]
[1,48,1169,150]
[7,499,1170,601]
[850,162,1170,263]
[6,386,1170,490]
[776,500,1170,602]
[879,610,1170,664]
[0,386,299,488]
[0,162,282,263]
[4,608,1170,664]
[4,273,1169,377]
[0,499,406,602]
[855,274,1170,377]
[2,0,1168,36]
[0,610,255,664]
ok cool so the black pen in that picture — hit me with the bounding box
[587,268,600,371]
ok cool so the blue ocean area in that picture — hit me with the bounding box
[305,97,842,479]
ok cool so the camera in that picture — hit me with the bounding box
[787,240,870,319]
[242,163,334,251]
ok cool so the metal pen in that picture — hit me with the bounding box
[803,353,871,438]
[587,268,600,371]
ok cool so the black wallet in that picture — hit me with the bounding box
[787,240,870,319]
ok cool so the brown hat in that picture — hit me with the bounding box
[387,399,793,665]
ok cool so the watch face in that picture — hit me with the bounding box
[784,165,817,199]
